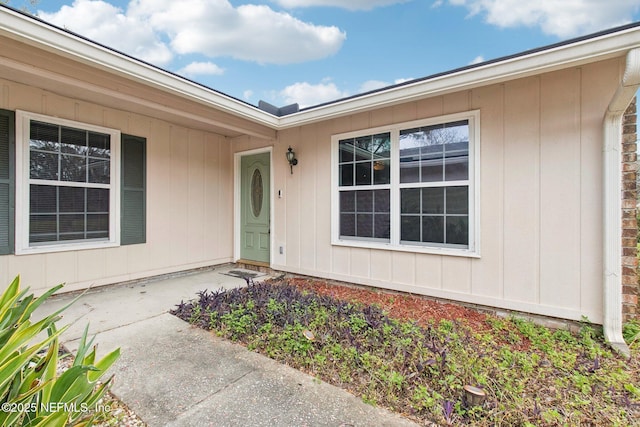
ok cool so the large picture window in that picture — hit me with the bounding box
[332,111,479,256]
[16,112,120,253]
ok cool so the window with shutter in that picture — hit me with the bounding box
[15,111,121,254]
[0,109,15,255]
[121,134,146,245]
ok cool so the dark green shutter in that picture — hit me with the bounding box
[121,134,146,245]
[0,109,15,255]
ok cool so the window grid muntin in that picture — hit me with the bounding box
[399,185,469,246]
[27,119,112,246]
[339,187,391,241]
[338,132,391,187]
[29,184,109,244]
[29,121,111,185]
[334,112,477,253]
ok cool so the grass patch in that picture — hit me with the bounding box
[171,279,640,426]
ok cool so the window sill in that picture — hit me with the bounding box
[331,238,480,258]
[15,240,120,255]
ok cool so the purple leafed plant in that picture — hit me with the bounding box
[442,400,455,425]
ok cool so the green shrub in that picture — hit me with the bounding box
[0,276,120,427]
[624,319,640,346]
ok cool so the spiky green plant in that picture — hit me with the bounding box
[0,276,120,427]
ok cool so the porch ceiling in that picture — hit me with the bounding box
[0,35,277,140]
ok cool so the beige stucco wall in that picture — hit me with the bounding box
[235,57,624,324]
[0,78,235,294]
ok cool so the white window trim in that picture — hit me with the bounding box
[331,110,481,258]
[15,111,121,255]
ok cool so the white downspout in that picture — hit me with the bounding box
[603,48,640,357]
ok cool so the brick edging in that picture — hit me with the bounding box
[622,97,638,321]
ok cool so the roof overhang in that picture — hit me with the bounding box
[1,5,640,134]
[0,6,279,139]
[279,23,640,128]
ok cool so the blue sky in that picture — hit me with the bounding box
[7,0,640,108]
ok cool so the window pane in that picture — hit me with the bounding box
[372,133,391,158]
[339,191,355,213]
[339,139,354,163]
[374,213,390,239]
[30,121,59,152]
[60,155,86,182]
[60,127,87,155]
[422,187,444,214]
[373,160,390,184]
[59,187,85,213]
[446,187,468,214]
[87,188,109,212]
[444,149,469,181]
[356,190,373,212]
[399,157,419,183]
[374,189,390,213]
[30,185,56,213]
[355,162,371,186]
[446,216,468,245]
[339,164,354,186]
[30,151,58,180]
[88,158,110,184]
[87,214,109,232]
[30,215,56,235]
[355,136,373,161]
[444,158,469,181]
[356,214,373,237]
[401,216,420,241]
[424,120,468,148]
[340,214,356,236]
[60,214,84,233]
[401,188,420,213]
[399,129,427,153]
[421,152,443,182]
[88,132,110,158]
[422,216,444,244]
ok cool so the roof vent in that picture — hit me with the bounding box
[258,100,299,117]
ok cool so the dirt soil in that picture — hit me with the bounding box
[288,277,489,329]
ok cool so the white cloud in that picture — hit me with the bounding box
[129,0,346,64]
[243,90,254,100]
[393,78,413,84]
[448,0,640,38]
[359,80,389,93]
[38,0,346,67]
[280,80,349,108]
[273,0,411,10]
[38,0,173,65]
[469,55,484,65]
[177,61,224,77]
[358,77,413,93]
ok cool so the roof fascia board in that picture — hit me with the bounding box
[278,27,640,129]
[3,6,640,133]
[0,56,276,140]
[0,7,280,129]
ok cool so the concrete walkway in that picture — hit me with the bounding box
[35,266,419,427]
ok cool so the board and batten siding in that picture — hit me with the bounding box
[0,78,235,294]
[247,57,623,324]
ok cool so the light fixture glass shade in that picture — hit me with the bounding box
[286,148,295,162]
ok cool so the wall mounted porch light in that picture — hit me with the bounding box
[286,146,298,174]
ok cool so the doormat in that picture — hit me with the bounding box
[220,269,266,280]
